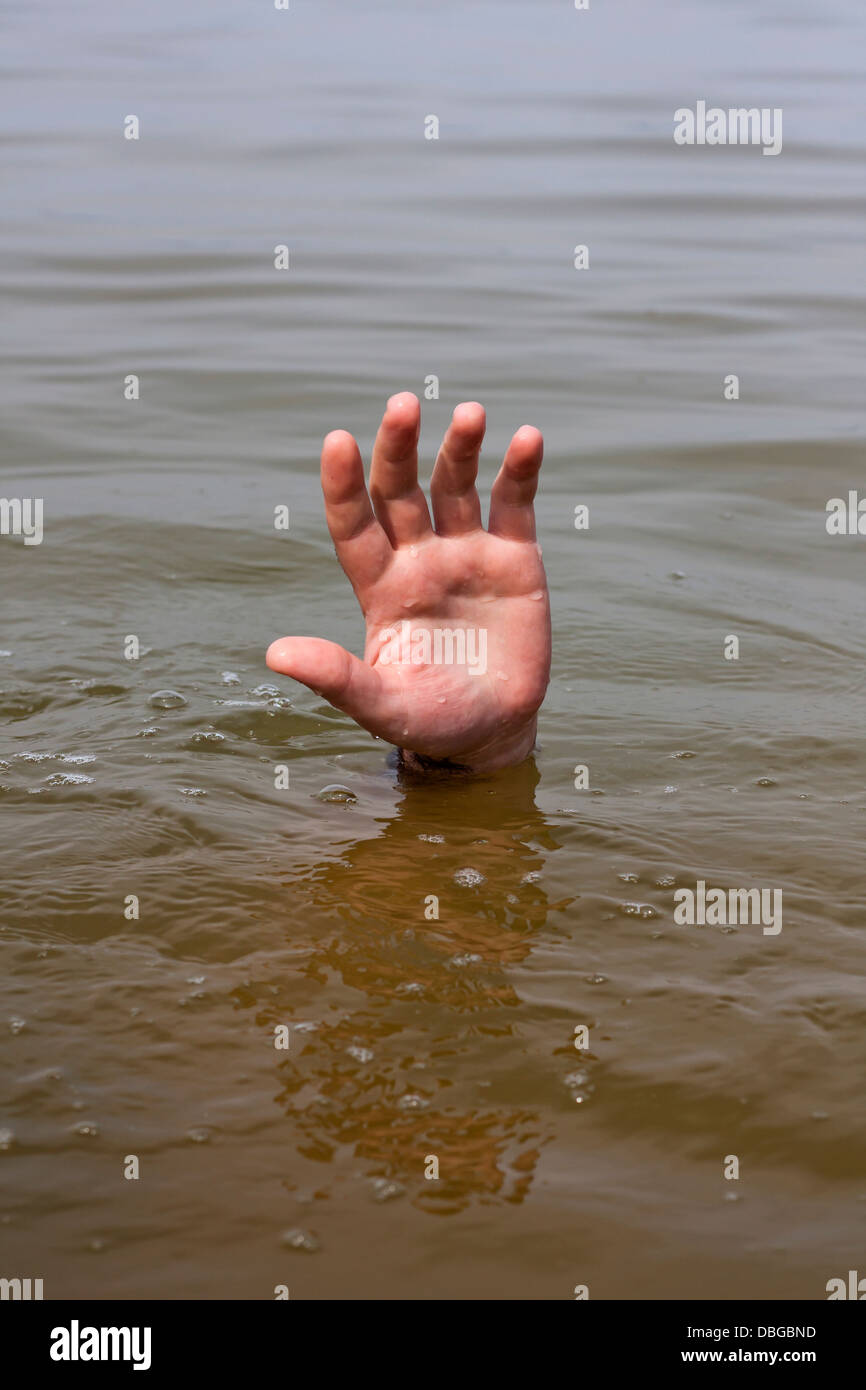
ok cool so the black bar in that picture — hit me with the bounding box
[2,1299,860,1374]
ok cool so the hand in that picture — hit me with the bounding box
[266,393,551,773]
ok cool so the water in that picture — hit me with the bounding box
[1,0,864,1299]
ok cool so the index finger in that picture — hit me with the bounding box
[321,429,392,590]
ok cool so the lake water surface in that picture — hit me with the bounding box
[1,0,864,1299]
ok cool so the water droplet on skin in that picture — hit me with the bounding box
[403,598,418,609]
[409,545,418,558]
[436,697,446,704]
[401,728,409,737]
[496,671,508,681]
[316,785,357,804]
[529,589,544,600]
[149,690,187,709]
[281,1228,321,1252]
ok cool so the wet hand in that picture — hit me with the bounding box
[266,393,551,773]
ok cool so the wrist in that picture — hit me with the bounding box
[399,717,538,776]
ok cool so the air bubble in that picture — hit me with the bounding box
[280,1228,321,1252]
[316,784,357,804]
[397,1094,428,1111]
[149,690,187,709]
[371,1178,405,1203]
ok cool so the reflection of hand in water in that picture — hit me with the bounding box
[267,393,551,773]
[321,757,559,976]
[270,761,575,1213]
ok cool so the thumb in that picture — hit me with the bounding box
[266,636,386,728]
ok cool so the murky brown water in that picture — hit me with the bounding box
[2,0,864,1299]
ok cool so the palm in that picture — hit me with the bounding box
[267,394,551,773]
